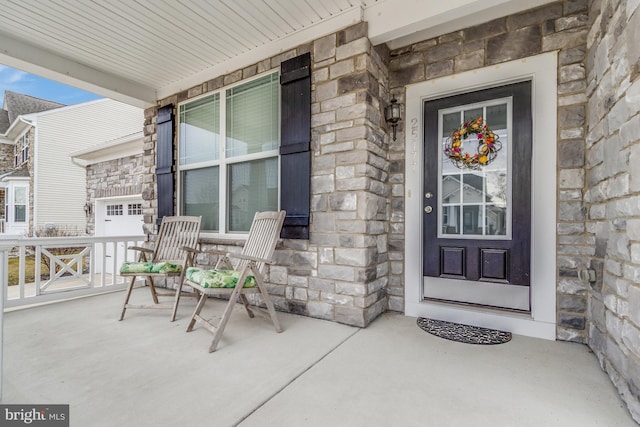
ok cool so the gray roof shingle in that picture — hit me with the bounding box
[1,91,65,131]
[0,109,9,134]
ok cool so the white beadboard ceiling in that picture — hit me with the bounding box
[0,0,555,107]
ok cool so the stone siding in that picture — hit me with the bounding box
[0,142,15,220]
[147,22,391,327]
[85,154,147,235]
[0,143,14,173]
[585,0,640,421]
[387,0,591,341]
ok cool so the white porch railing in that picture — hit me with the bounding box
[0,234,146,309]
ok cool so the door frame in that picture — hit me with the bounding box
[404,52,558,340]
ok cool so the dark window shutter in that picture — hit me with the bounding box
[280,52,311,239]
[156,104,175,227]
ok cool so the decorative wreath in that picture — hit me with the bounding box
[444,117,501,170]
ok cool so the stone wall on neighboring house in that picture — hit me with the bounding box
[145,22,392,327]
[0,143,14,173]
[85,154,146,235]
[386,0,591,342]
[0,142,14,220]
[585,0,640,422]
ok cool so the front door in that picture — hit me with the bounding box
[423,81,532,311]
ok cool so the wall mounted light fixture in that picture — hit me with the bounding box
[84,202,92,216]
[384,98,402,141]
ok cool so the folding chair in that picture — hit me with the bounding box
[119,215,201,321]
[185,210,285,352]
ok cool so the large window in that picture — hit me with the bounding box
[178,73,280,233]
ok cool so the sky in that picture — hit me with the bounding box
[0,64,102,107]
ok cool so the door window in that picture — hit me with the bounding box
[106,204,123,216]
[438,99,511,239]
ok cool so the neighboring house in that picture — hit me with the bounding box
[0,91,63,234]
[0,92,143,235]
[70,131,146,238]
[71,132,147,274]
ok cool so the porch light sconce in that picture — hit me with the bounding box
[84,203,92,216]
[384,98,402,141]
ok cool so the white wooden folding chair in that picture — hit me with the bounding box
[119,215,201,321]
[185,210,285,352]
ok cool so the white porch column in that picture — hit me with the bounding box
[0,235,21,401]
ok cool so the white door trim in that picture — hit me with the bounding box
[404,51,558,340]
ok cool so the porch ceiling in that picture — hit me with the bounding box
[0,0,556,108]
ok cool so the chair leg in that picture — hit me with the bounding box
[119,276,137,321]
[239,294,255,318]
[170,273,187,322]
[187,292,208,332]
[209,285,243,352]
[148,276,159,304]
[256,278,282,333]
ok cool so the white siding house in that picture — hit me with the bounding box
[2,98,143,235]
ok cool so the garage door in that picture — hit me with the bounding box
[95,198,145,274]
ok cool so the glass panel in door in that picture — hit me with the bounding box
[438,100,511,239]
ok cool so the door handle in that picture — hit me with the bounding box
[424,206,433,214]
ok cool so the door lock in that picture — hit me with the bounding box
[424,206,433,214]
[425,192,433,199]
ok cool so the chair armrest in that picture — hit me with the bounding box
[224,252,273,265]
[128,246,154,253]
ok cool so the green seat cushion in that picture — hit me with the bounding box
[120,261,182,274]
[185,267,257,288]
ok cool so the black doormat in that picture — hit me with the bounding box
[417,317,512,345]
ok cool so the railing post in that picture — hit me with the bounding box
[0,235,21,401]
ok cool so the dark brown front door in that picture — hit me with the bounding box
[423,81,532,311]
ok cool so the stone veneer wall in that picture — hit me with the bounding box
[386,0,591,341]
[145,22,391,327]
[0,143,14,173]
[85,154,147,235]
[585,0,640,421]
[0,143,14,220]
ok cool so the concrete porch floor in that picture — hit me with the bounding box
[2,289,636,427]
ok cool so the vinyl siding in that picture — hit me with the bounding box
[34,99,143,233]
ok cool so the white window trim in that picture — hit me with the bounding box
[176,70,281,238]
[404,51,558,340]
[15,130,29,167]
[6,181,29,231]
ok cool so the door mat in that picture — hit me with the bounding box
[417,318,512,345]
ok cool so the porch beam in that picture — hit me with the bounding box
[366,0,557,49]
[0,31,156,108]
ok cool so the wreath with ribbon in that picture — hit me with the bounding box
[444,117,501,170]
